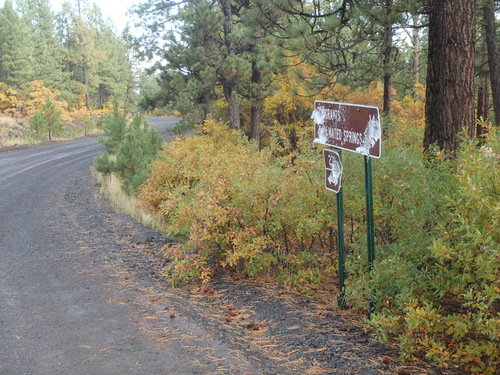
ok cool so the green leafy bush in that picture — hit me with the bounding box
[346,130,500,374]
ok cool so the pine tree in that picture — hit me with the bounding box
[94,100,163,194]
[133,0,284,140]
[17,0,66,90]
[93,20,135,109]
[30,95,64,141]
[0,0,33,87]
[114,115,163,194]
[424,0,476,153]
[133,0,222,124]
[482,0,500,126]
[98,97,128,152]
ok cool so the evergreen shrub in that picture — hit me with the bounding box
[29,95,64,141]
[94,100,163,194]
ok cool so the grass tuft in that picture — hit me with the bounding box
[95,171,164,231]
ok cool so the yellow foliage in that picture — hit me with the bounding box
[394,85,425,125]
[0,82,21,116]
[139,117,336,285]
[94,96,117,116]
[390,84,426,144]
[23,80,70,121]
[331,81,385,108]
[68,94,90,119]
[263,61,314,130]
[327,80,403,115]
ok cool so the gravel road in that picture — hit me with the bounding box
[0,118,220,374]
[0,118,449,375]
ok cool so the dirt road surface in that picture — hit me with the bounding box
[0,118,446,375]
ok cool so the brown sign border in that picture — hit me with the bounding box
[312,101,381,158]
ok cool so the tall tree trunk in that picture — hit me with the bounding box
[477,79,489,138]
[382,56,392,117]
[222,85,241,130]
[477,24,490,139]
[77,2,90,111]
[483,0,500,127]
[412,14,420,90]
[250,102,261,146]
[218,0,241,130]
[424,0,476,154]
[382,0,393,117]
[203,92,214,119]
[99,85,104,109]
[249,27,262,145]
[83,56,90,111]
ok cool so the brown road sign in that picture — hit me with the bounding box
[323,149,342,193]
[312,101,381,158]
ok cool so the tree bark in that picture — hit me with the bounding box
[83,57,90,111]
[382,0,393,117]
[203,92,214,119]
[412,14,420,89]
[477,79,489,138]
[382,50,393,117]
[249,26,262,145]
[250,102,261,146]
[218,0,241,130]
[424,0,476,154]
[483,0,500,127]
[477,24,490,139]
[222,85,241,130]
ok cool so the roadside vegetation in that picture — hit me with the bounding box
[97,0,499,372]
[95,171,163,231]
[0,82,104,148]
[2,0,498,373]
[97,77,499,374]
[94,99,163,195]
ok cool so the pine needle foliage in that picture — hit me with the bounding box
[29,95,64,141]
[94,99,163,194]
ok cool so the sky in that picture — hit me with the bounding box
[0,0,143,33]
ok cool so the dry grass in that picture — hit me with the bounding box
[0,115,34,148]
[0,114,103,149]
[95,171,164,231]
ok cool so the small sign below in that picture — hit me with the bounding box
[312,101,381,158]
[323,149,343,193]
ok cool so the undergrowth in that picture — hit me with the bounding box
[139,119,338,292]
[137,110,499,373]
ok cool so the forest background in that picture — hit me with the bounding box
[0,0,141,144]
[1,1,499,374]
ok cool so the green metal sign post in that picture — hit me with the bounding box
[364,155,376,317]
[312,101,381,316]
[336,150,346,309]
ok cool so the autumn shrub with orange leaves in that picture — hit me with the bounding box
[138,78,498,374]
[139,118,338,292]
